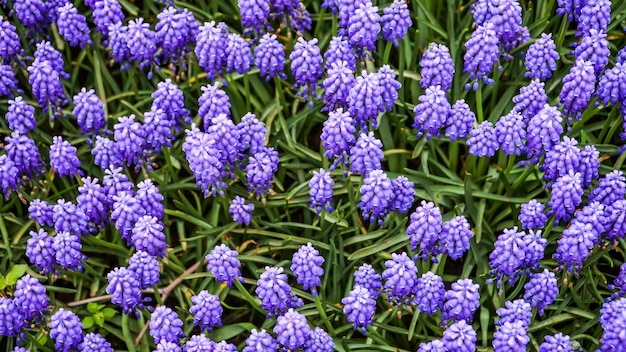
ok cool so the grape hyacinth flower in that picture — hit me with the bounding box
[589,170,626,206]
[359,169,394,224]
[6,97,36,134]
[309,169,334,214]
[50,136,81,177]
[91,0,124,35]
[322,108,356,169]
[150,306,184,344]
[464,22,500,89]
[306,327,335,352]
[348,1,381,53]
[205,114,240,173]
[152,79,191,132]
[103,166,134,203]
[80,333,113,352]
[598,298,626,351]
[348,70,384,129]
[0,64,19,98]
[577,0,611,36]
[106,267,144,314]
[604,199,626,242]
[128,251,160,289]
[442,320,477,352]
[0,19,21,62]
[377,65,401,112]
[440,216,473,260]
[245,147,279,197]
[574,29,610,75]
[420,43,455,90]
[441,278,480,323]
[237,113,266,155]
[548,171,583,224]
[56,3,92,48]
[14,275,48,321]
[5,132,44,177]
[126,18,157,71]
[467,121,498,157]
[354,263,382,299]
[539,333,573,352]
[390,176,414,214]
[342,285,376,333]
[73,88,106,138]
[0,155,19,198]
[413,272,445,316]
[50,309,83,352]
[525,104,563,164]
[255,266,293,317]
[608,263,626,299]
[28,59,68,111]
[512,79,548,122]
[184,334,215,351]
[273,309,310,350]
[324,36,356,71]
[107,23,131,69]
[525,33,559,81]
[559,59,596,123]
[542,136,581,182]
[207,244,242,287]
[54,199,89,237]
[155,7,196,65]
[519,199,547,230]
[575,201,607,237]
[93,136,124,170]
[114,115,147,168]
[597,63,626,108]
[337,0,367,27]
[0,297,24,338]
[112,191,145,242]
[524,269,558,315]
[243,329,277,352]
[492,321,529,351]
[229,196,254,225]
[225,33,252,74]
[554,221,597,273]
[183,125,228,197]
[198,83,231,129]
[418,340,446,352]
[34,41,67,78]
[495,299,532,329]
[26,229,55,274]
[28,199,54,227]
[254,33,286,80]
[407,200,443,260]
[445,100,475,141]
[323,61,354,111]
[53,231,85,272]
[136,179,164,219]
[382,252,418,304]
[488,227,528,288]
[195,21,228,81]
[381,0,412,46]
[290,37,323,103]
[239,0,270,35]
[291,243,325,296]
[13,0,46,31]
[481,0,523,46]
[190,290,222,332]
[77,177,108,228]
[413,85,451,140]
[495,111,526,156]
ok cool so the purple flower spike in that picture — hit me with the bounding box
[512,79,548,123]
[92,136,124,170]
[254,33,286,80]
[589,171,626,206]
[559,59,596,123]
[50,136,81,177]
[136,179,165,219]
[195,21,228,81]
[575,201,607,236]
[290,37,323,103]
[413,85,451,140]
[128,251,160,289]
[342,285,375,333]
[226,33,252,74]
[126,18,157,70]
[13,0,46,30]
[106,267,144,314]
[237,113,267,155]
[0,64,19,98]
[229,196,254,225]
[322,108,356,170]
[183,125,228,197]
[103,166,134,203]
[493,321,529,351]
[107,23,131,68]
[442,320,477,352]
[325,36,356,71]
[597,63,626,107]
[73,88,106,138]
[155,7,197,65]
[199,82,231,130]
[5,131,44,178]
[418,340,446,352]
[348,70,384,129]
[605,199,626,242]
[599,298,626,351]
[291,242,325,296]
[525,104,563,164]
[0,155,19,198]
[274,309,310,350]
[359,169,394,224]
[441,278,480,323]
[354,263,382,299]
[539,333,573,352]
[245,147,279,197]
[348,1,381,53]
[542,136,581,183]
[53,231,86,272]
[495,299,531,329]
[464,22,500,89]
[574,29,610,75]
[524,269,558,315]
[28,199,54,227]
[440,216,473,260]
[390,176,414,214]
[243,329,277,352]
[309,169,334,214]
[14,274,48,321]
[608,263,626,299]
[495,111,526,156]
[0,298,24,338]
[150,306,185,343]
[306,327,335,352]
[548,171,583,224]
[525,33,559,81]
[6,97,36,134]
[488,227,529,288]
[578,0,611,36]
[28,59,68,111]
[407,200,443,260]
[50,309,84,352]
[91,0,124,36]
[519,200,547,230]
[152,79,191,132]
[56,3,92,48]
[206,244,242,287]
[111,191,145,242]
[420,43,455,90]
[239,0,270,35]
[114,115,147,168]
[206,114,240,172]
[80,332,113,352]
[77,177,108,228]
[184,334,215,351]
[349,132,383,175]
[554,221,596,274]
[378,65,401,112]
[26,229,55,274]
[382,252,418,304]
[467,121,498,157]
[323,61,355,111]
[382,0,412,46]
[190,290,222,332]
[445,100,475,141]
[0,19,21,62]
[413,271,445,316]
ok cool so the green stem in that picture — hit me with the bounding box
[382,41,393,65]
[234,279,264,314]
[122,314,137,352]
[0,215,12,260]
[314,295,335,335]
[475,84,484,123]
[244,72,251,113]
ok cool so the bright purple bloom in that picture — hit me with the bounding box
[243,329,277,352]
[28,59,67,111]
[13,0,46,30]
[56,3,91,48]
[525,33,559,80]
[245,147,279,197]
[382,252,418,304]
[206,114,240,172]
[290,37,323,102]
[26,229,55,274]
[103,166,134,202]
[488,227,529,288]
[413,85,451,140]
[80,332,114,352]
[50,309,83,352]
[107,267,144,314]
[254,33,286,80]
[131,215,167,257]
[378,65,401,112]
[559,59,596,123]
[256,266,293,317]
[0,298,24,338]
[152,79,191,132]
[519,200,547,230]
[347,1,380,53]
[5,131,43,177]
[495,299,532,329]
[556,0,586,21]
[111,191,145,242]
[441,320,477,352]
[14,274,48,321]
[150,306,184,344]
[578,0,611,36]
[467,121,498,157]
[441,278,480,323]
[237,113,267,155]
[226,33,252,74]
[107,23,131,68]
[337,0,367,27]
[597,63,626,107]
[418,340,446,352]
[574,29,610,75]
[291,242,325,296]
[413,271,445,316]
[348,70,384,129]
[229,196,254,225]
[525,104,563,164]
[114,115,146,168]
[464,22,500,89]
[0,155,19,198]
[407,200,443,260]
[495,111,526,156]
[274,309,310,350]
[608,263,626,299]
[199,82,231,130]
[184,335,215,352]
[342,285,375,333]
[445,100,475,141]
[554,221,596,273]
[90,0,124,35]
[195,21,228,81]
[324,36,356,71]
[493,321,529,351]
[93,136,124,170]
[381,0,411,46]
[542,136,581,182]
[309,169,334,214]
[0,19,21,62]
[590,170,626,206]
[155,7,196,65]
[323,61,354,111]
[53,200,88,237]
[524,269,558,315]
[0,64,18,98]
[420,43,455,90]
[28,199,54,227]
[305,327,334,352]
[183,125,228,197]
[359,169,394,224]
[239,0,270,35]
[539,333,573,352]
[190,290,222,332]
[50,136,81,177]
[128,251,160,289]
[143,108,173,153]
[512,79,548,123]
[354,263,382,299]
[605,199,626,242]
[480,0,522,46]
[322,108,356,169]
[6,97,36,134]
[53,231,85,272]
[126,18,157,70]
[34,41,67,78]
[390,176,414,214]
[575,201,607,236]
[77,177,108,228]
[440,216,473,260]
[548,171,583,224]
[207,244,242,287]
[73,88,106,138]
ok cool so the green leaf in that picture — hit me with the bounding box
[5,264,27,286]
[82,316,95,330]
[93,312,105,327]
[102,308,117,319]
[0,273,6,290]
